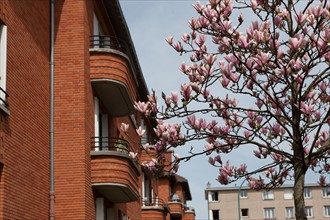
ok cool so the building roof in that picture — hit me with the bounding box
[102,0,150,102]
[172,174,192,201]
[205,182,323,192]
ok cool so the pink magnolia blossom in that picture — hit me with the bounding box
[173,153,180,160]
[217,171,229,185]
[208,157,215,165]
[136,126,146,137]
[173,42,183,52]
[318,175,327,186]
[171,91,179,104]
[255,99,263,109]
[165,36,173,45]
[180,83,192,100]
[192,2,204,13]
[134,101,148,113]
[204,54,217,65]
[220,75,230,87]
[294,12,307,25]
[205,143,214,154]
[250,0,257,10]
[129,152,138,159]
[214,155,222,164]
[244,130,252,138]
[238,35,250,49]
[274,15,283,27]
[237,164,247,174]
[181,33,190,43]
[256,115,263,124]
[187,115,196,127]
[120,123,129,132]
[288,37,303,50]
[300,102,314,115]
[304,135,310,144]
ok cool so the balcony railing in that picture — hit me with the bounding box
[142,197,164,207]
[0,87,8,108]
[91,136,135,154]
[90,35,129,56]
[184,206,195,212]
[90,136,140,203]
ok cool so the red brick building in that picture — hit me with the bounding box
[0,0,195,219]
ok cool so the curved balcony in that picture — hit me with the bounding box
[90,36,137,117]
[141,197,168,219]
[90,137,140,203]
[184,206,196,219]
[168,199,183,218]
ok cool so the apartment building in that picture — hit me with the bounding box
[0,0,195,219]
[140,150,195,220]
[205,182,330,220]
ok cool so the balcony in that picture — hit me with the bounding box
[142,197,169,219]
[168,197,183,218]
[89,35,137,117]
[184,206,195,219]
[90,137,140,203]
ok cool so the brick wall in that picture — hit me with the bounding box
[53,0,94,219]
[0,0,50,219]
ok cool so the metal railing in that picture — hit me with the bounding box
[169,193,181,203]
[91,136,134,153]
[184,206,195,212]
[90,35,129,55]
[0,87,8,107]
[142,197,164,207]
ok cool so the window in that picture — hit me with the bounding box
[324,206,330,217]
[285,207,294,219]
[240,190,248,198]
[241,208,249,217]
[264,208,275,219]
[142,172,152,205]
[322,187,330,198]
[305,206,313,218]
[210,191,219,201]
[304,188,312,198]
[284,189,293,199]
[263,190,274,200]
[0,25,7,106]
[95,197,105,220]
[212,209,219,220]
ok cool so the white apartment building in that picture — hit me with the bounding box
[205,182,330,220]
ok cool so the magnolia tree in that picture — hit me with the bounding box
[133,0,330,219]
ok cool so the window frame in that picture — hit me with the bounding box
[304,188,312,199]
[285,207,294,219]
[264,207,275,219]
[212,209,220,220]
[241,208,249,217]
[284,188,293,200]
[263,190,274,200]
[305,206,313,218]
[211,191,219,201]
[322,187,330,198]
[324,206,330,217]
[0,24,7,107]
[240,189,248,198]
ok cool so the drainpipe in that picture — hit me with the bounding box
[49,0,55,219]
[237,179,246,220]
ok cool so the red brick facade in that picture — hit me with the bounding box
[0,1,195,219]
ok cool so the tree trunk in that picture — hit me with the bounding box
[293,163,307,220]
